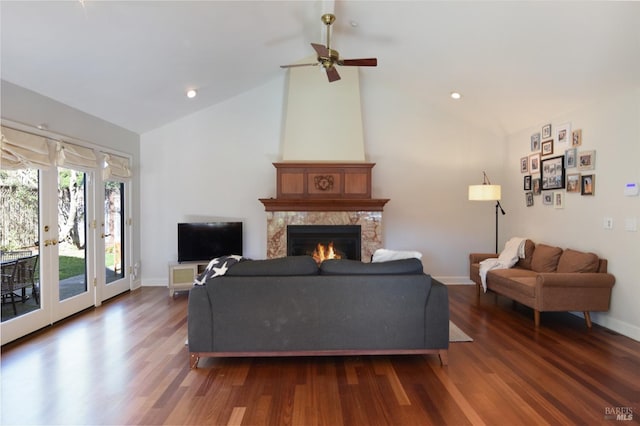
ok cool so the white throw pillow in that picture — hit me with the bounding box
[371,248,423,263]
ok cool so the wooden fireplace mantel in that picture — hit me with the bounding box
[259,162,389,211]
[259,198,389,212]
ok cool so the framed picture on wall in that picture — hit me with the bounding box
[526,192,534,207]
[532,177,541,195]
[565,148,577,168]
[529,153,541,173]
[524,175,532,190]
[554,191,564,209]
[556,122,571,149]
[531,132,541,151]
[541,155,565,190]
[566,173,581,193]
[542,123,552,139]
[541,140,553,156]
[578,150,596,171]
[572,129,582,147]
[581,174,595,195]
[520,156,529,173]
[543,192,553,205]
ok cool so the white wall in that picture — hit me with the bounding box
[502,89,640,340]
[282,64,365,161]
[140,74,504,285]
[361,82,506,279]
[139,77,286,284]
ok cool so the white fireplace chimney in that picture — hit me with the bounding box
[281,57,366,162]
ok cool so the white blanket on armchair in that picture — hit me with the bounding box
[478,237,527,292]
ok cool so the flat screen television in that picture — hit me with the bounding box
[177,222,243,263]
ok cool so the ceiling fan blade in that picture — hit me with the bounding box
[280,63,318,68]
[326,66,341,82]
[311,43,329,57]
[338,58,378,67]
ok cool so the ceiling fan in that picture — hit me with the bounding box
[280,13,377,83]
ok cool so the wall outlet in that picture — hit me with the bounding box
[625,217,637,232]
[603,217,614,230]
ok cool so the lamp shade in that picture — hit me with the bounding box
[468,184,501,201]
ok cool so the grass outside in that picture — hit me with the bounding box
[7,244,117,281]
[59,245,116,281]
[59,256,86,281]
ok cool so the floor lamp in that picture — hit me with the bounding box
[468,172,505,253]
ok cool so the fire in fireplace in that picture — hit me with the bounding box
[287,225,361,262]
[311,241,341,263]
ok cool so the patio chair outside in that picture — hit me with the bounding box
[1,254,39,316]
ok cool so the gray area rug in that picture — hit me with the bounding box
[449,321,473,342]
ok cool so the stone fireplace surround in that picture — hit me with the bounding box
[260,162,389,261]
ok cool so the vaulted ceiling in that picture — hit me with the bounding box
[2,1,639,136]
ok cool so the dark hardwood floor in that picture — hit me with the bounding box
[1,285,638,425]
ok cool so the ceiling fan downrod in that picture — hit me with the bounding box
[320,14,339,69]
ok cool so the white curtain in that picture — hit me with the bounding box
[2,125,132,179]
[56,141,98,171]
[1,126,54,170]
[102,153,131,180]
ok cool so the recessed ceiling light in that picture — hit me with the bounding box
[186,89,197,99]
[350,20,359,28]
[450,92,462,100]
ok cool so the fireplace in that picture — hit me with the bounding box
[260,162,389,260]
[287,225,361,261]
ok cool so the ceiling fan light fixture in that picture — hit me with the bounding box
[186,89,197,99]
[280,13,377,83]
[450,91,462,100]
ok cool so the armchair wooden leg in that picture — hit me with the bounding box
[534,310,540,328]
[190,353,200,369]
[583,312,592,328]
[438,350,449,366]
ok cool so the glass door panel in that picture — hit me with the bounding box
[57,168,87,301]
[1,168,41,322]
[104,181,124,284]
[100,179,129,301]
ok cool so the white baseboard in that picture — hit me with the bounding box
[433,276,475,285]
[574,312,640,342]
[141,279,168,287]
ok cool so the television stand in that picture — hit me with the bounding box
[168,261,209,297]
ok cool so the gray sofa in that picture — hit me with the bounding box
[187,256,449,368]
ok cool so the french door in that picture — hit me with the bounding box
[49,167,96,320]
[1,166,130,344]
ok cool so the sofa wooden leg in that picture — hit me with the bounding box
[190,353,200,369]
[534,310,540,328]
[584,312,593,328]
[438,350,449,366]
